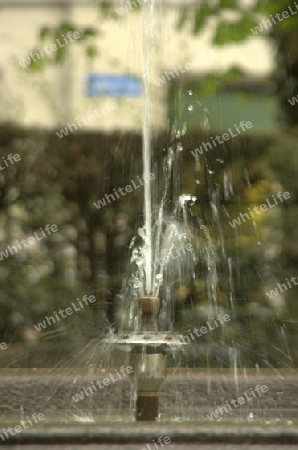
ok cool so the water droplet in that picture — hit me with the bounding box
[188,104,194,113]
[138,228,145,238]
[177,143,183,152]
[187,90,193,96]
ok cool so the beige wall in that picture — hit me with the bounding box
[0,1,273,131]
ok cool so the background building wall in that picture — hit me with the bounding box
[0,0,273,131]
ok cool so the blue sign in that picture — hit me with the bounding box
[86,74,142,97]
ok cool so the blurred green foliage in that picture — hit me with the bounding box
[0,125,296,367]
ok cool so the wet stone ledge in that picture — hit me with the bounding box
[0,370,297,420]
[1,424,298,446]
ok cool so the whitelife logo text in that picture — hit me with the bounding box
[116,0,149,16]
[0,224,58,261]
[250,3,298,36]
[154,50,214,87]
[266,276,298,299]
[19,31,80,68]
[71,366,133,403]
[229,191,290,228]
[34,294,96,332]
[288,93,298,106]
[206,384,269,421]
[191,121,253,157]
[56,102,118,139]
[0,412,45,443]
[93,173,155,209]
[0,153,21,171]
[169,313,231,351]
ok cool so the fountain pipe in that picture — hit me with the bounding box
[130,295,167,421]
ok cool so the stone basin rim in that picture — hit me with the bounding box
[3,425,298,444]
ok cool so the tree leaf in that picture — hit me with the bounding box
[99,0,114,11]
[39,27,51,41]
[198,73,219,96]
[59,22,77,34]
[176,8,189,30]
[27,52,46,71]
[192,3,215,35]
[85,46,97,58]
[54,46,67,63]
[223,65,245,83]
[82,28,97,38]
[219,0,238,10]
[213,14,260,45]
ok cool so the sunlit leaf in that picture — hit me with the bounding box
[59,22,76,34]
[192,3,215,35]
[219,0,238,10]
[39,27,51,41]
[82,28,97,38]
[198,73,219,96]
[27,52,46,71]
[99,0,114,11]
[85,46,97,58]
[223,66,245,83]
[213,14,260,45]
[176,8,189,30]
[54,46,67,63]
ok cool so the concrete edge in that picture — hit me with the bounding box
[2,425,298,445]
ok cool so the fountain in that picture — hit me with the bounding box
[2,0,298,447]
[102,0,191,422]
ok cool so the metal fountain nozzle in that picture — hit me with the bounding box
[105,295,186,421]
[130,295,167,421]
[138,295,160,331]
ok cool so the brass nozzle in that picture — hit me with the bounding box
[131,295,166,421]
[138,295,160,331]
